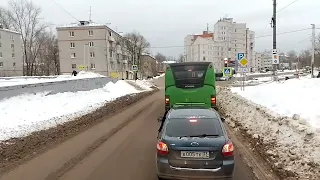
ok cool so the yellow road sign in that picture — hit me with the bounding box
[239,58,248,66]
[78,65,86,70]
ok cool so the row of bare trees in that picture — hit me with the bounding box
[284,33,320,68]
[0,0,59,76]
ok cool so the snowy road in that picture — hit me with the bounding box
[0,78,277,180]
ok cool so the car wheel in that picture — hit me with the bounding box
[158,176,166,180]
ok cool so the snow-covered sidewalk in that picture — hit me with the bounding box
[218,77,320,179]
[0,71,105,87]
[0,80,155,141]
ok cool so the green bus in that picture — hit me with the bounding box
[164,62,216,110]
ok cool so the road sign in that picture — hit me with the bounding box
[237,53,245,61]
[223,67,232,77]
[237,67,249,73]
[132,65,138,71]
[272,49,279,54]
[239,58,248,67]
[272,54,279,64]
[78,65,87,70]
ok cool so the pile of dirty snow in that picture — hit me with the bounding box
[0,80,154,141]
[217,87,320,180]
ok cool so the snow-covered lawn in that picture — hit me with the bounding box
[0,80,154,141]
[0,71,105,87]
[233,69,296,77]
[221,76,320,179]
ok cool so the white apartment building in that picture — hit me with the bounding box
[213,18,255,71]
[262,51,273,70]
[0,25,23,76]
[252,52,262,71]
[56,21,132,79]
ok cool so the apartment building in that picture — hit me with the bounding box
[56,21,132,79]
[184,18,255,72]
[0,25,23,77]
[140,53,157,77]
[252,52,262,71]
[184,31,222,71]
[261,51,273,70]
[213,18,255,71]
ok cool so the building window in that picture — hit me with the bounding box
[0,62,3,67]
[10,35,14,40]
[0,42,2,47]
[203,56,206,61]
[11,44,14,48]
[88,30,93,36]
[72,64,76,69]
[90,52,95,58]
[0,52,2,58]
[89,41,94,47]
[13,62,16,67]
[12,53,15,58]
[90,63,95,69]
[70,42,75,48]
[109,31,112,36]
[71,53,76,58]
[69,31,74,37]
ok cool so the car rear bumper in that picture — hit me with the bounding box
[156,157,234,180]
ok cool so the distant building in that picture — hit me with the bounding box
[56,20,132,79]
[261,51,273,70]
[184,17,255,73]
[140,53,157,77]
[252,52,262,71]
[0,25,23,76]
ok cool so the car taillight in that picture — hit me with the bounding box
[165,95,170,105]
[157,141,169,155]
[211,95,216,105]
[222,141,234,157]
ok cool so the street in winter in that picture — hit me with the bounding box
[0,0,320,180]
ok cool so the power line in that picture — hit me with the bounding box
[262,0,300,30]
[149,28,311,49]
[48,0,79,21]
[276,0,300,13]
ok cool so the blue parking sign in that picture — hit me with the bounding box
[237,53,245,61]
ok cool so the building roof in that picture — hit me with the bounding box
[0,27,21,35]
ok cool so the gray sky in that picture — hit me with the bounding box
[1,0,319,57]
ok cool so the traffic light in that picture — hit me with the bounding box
[224,60,228,67]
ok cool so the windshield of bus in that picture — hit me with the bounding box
[170,64,208,88]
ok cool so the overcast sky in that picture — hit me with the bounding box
[1,0,319,57]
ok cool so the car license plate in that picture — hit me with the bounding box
[180,151,209,159]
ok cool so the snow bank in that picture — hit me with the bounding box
[218,86,320,179]
[153,73,165,79]
[232,78,320,130]
[0,80,154,141]
[0,71,105,87]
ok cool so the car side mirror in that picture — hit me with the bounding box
[221,117,226,122]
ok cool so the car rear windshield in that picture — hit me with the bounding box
[165,118,223,137]
[170,65,208,88]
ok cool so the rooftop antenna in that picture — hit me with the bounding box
[89,6,92,22]
[206,23,209,31]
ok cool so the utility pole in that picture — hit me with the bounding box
[272,0,277,79]
[311,24,315,78]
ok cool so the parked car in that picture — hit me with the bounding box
[156,106,234,180]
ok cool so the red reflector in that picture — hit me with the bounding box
[222,141,234,157]
[157,141,169,155]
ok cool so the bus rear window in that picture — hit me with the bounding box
[170,65,208,88]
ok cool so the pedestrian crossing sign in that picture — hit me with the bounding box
[223,67,232,77]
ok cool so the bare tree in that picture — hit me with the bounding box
[177,54,184,62]
[0,6,12,29]
[6,0,48,76]
[298,50,311,67]
[155,52,166,62]
[122,31,150,66]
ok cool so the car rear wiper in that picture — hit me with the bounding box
[181,134,221,138]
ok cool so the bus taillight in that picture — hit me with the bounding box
[165,95,170,105]
[211,95,216,105]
